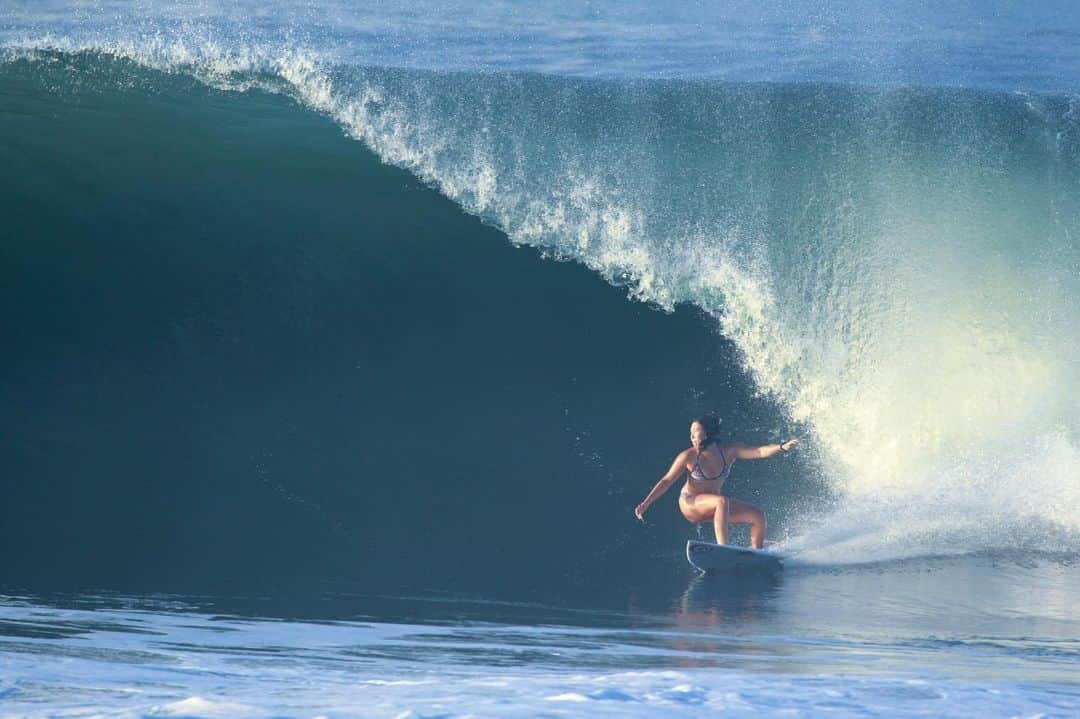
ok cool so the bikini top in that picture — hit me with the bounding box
[689,446,732,482]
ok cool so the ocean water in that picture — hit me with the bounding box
[2,2,1079,717]
[2,562,1079,718]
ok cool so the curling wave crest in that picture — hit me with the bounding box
[5,32,1078,562]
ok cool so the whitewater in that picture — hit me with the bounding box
[2,2,1079,717]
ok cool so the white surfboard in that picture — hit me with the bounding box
[686,540,784,573]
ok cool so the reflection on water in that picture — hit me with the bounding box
[674,572,784,629]
[616,551,1080,682]
[4,550,1077,645]
[642,551,1080,643]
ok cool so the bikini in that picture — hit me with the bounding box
[680,446,732,501]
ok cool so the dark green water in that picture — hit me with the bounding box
[1,54,816,597]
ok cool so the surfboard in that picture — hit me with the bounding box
[686,540,783,573]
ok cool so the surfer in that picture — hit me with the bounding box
[634,416,798,548]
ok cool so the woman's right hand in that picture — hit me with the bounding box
[634,503,647,521]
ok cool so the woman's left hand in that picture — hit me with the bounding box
[781,438,800,452]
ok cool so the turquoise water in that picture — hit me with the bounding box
[5,1,1080,90]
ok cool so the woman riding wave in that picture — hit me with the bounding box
[634,415,798,548]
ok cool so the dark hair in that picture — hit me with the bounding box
[691,415,722,447]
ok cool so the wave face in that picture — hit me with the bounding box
[1,52,811,593]
[2,34,1079,590]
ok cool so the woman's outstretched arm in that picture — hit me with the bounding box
[731,438,799,460]
[635,450,690,520]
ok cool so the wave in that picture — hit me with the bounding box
[3,39,1079,579]
[1,49,799,593]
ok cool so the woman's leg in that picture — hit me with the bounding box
[727,498,766,549]
[712,496,729,545]
[679,494,730,545]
